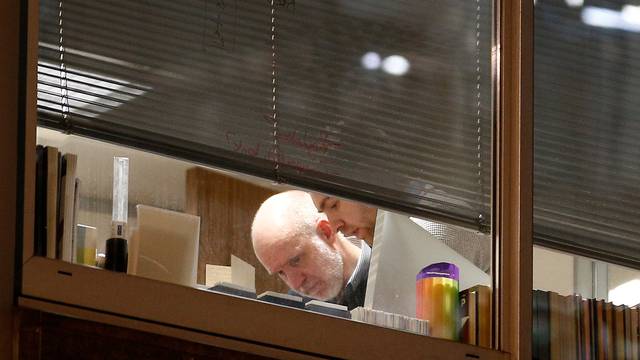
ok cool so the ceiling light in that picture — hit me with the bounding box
[382,55,410,76]
[565,0,584,8]
[361,51,381,70]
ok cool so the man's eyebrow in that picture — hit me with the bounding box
[318,197,328,212]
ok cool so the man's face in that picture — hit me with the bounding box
[310,193,377,243]
[257,234,344,301]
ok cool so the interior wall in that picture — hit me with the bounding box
[607,264,640,306]
[36,128,190,214]
[532,246,575,296]
[0,0,20,356]
[608,264,640,290]
[35,128,287,255]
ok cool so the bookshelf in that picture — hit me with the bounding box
[532,290,640,360]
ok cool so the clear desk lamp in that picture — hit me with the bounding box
[105,157,129,272]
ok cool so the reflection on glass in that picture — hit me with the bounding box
[582,5,640,32]
[381,55,411,76]
[37,58,149,118]
[360,51,382,70]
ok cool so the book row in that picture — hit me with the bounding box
[34,145,81,262]
[533,290,640,360]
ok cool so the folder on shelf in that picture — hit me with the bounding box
[45,146,59,259]
[208,281,256,299]
[130,205,200,287]
[257,291,305,309]
[58,153,78,262]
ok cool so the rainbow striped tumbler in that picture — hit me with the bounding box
[416,262,459,340]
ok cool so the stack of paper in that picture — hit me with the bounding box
[351,307,429,336]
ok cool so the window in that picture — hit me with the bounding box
[534,0,640,269]
[532,1,640,357]
[28,0,503,355]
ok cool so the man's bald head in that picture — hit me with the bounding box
[251,190,349,300]
[251,190,319,258]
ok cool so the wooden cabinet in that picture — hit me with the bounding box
[185,167,287,294]
[17,309,273,360]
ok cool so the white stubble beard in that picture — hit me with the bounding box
[306,237,344,301]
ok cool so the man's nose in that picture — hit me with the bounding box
[286,270,306,290]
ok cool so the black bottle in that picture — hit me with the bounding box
[104,221,127,272]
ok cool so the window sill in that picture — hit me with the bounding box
[20,257,506,359]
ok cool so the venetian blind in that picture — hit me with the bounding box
[38,0,493,231]
[535,0,640,268]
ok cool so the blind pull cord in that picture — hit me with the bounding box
[270,0,281,183]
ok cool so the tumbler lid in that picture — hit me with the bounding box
[416,262,459,281]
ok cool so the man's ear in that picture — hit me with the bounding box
[316,219,335,244]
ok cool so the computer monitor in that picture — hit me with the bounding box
[364,210,491,318]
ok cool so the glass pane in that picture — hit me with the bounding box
[36,127,493,346]
[533,0,640,355]
[534,0,640,268]
[533,246,640,359]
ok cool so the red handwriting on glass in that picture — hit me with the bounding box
[262,114,342,155]
[265,151,310,172]
[225,131,261,157]
[225,130,312,172]
[277,130,341,155]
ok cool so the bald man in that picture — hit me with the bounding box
[251,190,371,310]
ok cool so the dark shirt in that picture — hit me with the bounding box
[335,241,371,310]
[291,241,371,311]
